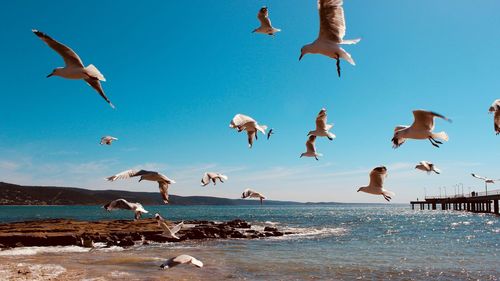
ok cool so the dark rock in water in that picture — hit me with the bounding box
[284,232,294,235]
[226,219,251,229]
[0,218,290,248]
[118,236,135,247]
[264,226,278,232]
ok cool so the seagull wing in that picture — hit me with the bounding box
[306,135,317,153]
[107,199,133,210]
[315,109,329,130]
[32,29,84,68]
[84,78,115,109]
[247,130,256,147]
[419,161,431,171]
[106,169,150,181]
[318,0,345,43]
[369,166,387,188]
[257,8,273,29]
[170,222,184,234]
[201,172,210,186]
[411,110,451,131]
[230,114,256,129]
[158,181,170,204]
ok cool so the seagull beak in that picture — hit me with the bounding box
[46,73,53,78]
[299,54,304,61]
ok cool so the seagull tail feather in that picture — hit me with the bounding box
[432,131,449,142]
[340,38,361,45]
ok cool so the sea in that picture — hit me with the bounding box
[0,204,498,281]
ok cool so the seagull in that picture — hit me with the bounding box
[32,29,114,108]
[103,199,148,220]
[308,108,336,140]
[201,172,228,187]
[154,213,184,239]
[252,6,281,35]
[489,99,500,135]
[106,170,175,204]
[241,188,266,205]
[471,173,499,184]
[160,255,203,269]
[300,135,322,160]
[392,110,452,148]
[100,136,118,145]
[357,166,394,202]
[415,161,441,174]
[267,128,274,140]
[299,0,361,77]
[229,114,268,148]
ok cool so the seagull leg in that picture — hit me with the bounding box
[428,138,440,148]
[315,156,319,161]
[430,137,443,144]
[383,195,391,202]
[336,58,341,78]
[260,198,263,205]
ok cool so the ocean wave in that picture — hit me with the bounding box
[275,226,348,240]
[0,245,89,256]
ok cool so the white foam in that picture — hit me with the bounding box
[0,245,89,256]
[0,263,66,281]
[274,226,348,240]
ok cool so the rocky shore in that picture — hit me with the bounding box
[0,219,290,249]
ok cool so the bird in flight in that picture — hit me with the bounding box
[32,29,115,108]
[299,0,361,77]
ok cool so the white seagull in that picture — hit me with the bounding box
[154,213,184,239]
[241,188,266,205]
[471,173,500,187]
[103,198,148,220]
[488,99,500,135]
[32,29,114,108]
[160,255,203,269]
[252,6,281,35]
[106,170,176,204]
[392,110,452,148]
[100,136,118,145]
[415,161,441,174]
[300,135,322,160]
[299,0,361,77]
[308,108,336,140]
[229,114,268,148]
[357,166,394,202]
[201,172,228,187]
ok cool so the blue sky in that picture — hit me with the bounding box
[0,0,499,203]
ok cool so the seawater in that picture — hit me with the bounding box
[0,204,498,280]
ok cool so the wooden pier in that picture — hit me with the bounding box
[410,189,500,215]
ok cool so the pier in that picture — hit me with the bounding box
[410,189,500,215]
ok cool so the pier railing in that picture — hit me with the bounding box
[425,189,500,200]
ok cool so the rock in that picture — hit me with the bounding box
[118,236,134,247]
[264,226,278,232]
[272,231,284,236]
[226,219,251,229]
[245,229,257,233]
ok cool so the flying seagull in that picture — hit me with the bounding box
[201,172,228,187]
[160,255,203,269]
[489,99,500,135]
[252,6,281,35]
[100,136,118,145]
[106,170,175,204]
[299,0,361,77]
[300,135,322,160]
[32,29,114,108]
[471,173,499,184]
[308,108,335,140]
[392,110,452,148]
[415,161,441,174]
[241,188,266,205]
[357,166,394,202]
[229,114,268,148]
[155,213,184,239]
[103,199,148,220]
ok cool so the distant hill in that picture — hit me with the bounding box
[0,182,303,206]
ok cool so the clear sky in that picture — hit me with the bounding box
[0,0,499,203]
